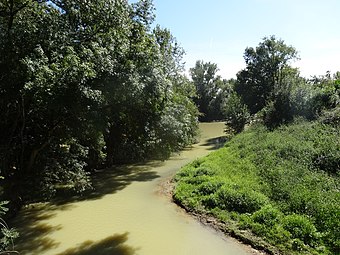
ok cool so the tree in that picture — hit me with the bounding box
[190,60,222,121]
[0,0,131,203]
[0,0,199,209]
[235,36,299,114]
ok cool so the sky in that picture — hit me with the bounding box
[148,0,340,79]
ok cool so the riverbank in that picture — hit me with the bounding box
[172,120,339,255]
[159,178,269,255]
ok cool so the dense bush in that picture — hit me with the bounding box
[222,93,250,134]
[260,93,293,129]
[252,205,282,227]
[282,214,319,246]
[289,73,340,122]
[216,185,268,213]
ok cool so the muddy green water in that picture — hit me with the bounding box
[13,123,256,255]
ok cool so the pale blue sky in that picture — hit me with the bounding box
[136,0,340,79]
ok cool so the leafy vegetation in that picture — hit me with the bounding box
[222,92,250,135]
[0,0,199,211]
[190,36,339,133]
[235,35,299,115]
[0,184,18,253]
[177,36,339,254]
[189,60,236,121]
[174,36,340,254]
[174,121,339,254]
[0,0,338,252]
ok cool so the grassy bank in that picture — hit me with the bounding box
[173,120,339,255]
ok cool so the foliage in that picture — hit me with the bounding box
[0,201,18,253]
[174,120,339,254]
[222,92,250,135]
[253,69,340,130]
[147,76,199,159]
[216,185,268,213]
[234,36,339,129]
[190,60,228,121]
[281,214,319,246]
[235,35,299,114]
[289,72,340,122]
[0,0,199,206]
[189,37,340,131]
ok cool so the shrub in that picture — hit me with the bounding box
[313,151,340,175]
[198,180,223,195]
[261,92,293,129]
[174,120,339,254]
[202,194,219,209]
[216,185,268,213]
[0,201,18,252]
[290,82,316,120]
[252,205,282,227]
[222,93,250,135]
[267,225,291,245]
[291,238,306,252]
[192,166,215,177]
[185,175,210,185]
[282,214,319,246]
[319,106,340,127]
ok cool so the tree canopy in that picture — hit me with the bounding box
[235,35,299,114]
[190,60,229,121]
[0,0,199,210]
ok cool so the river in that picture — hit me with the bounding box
[12,122,258,255]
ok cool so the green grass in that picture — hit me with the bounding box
[173,120,339,255]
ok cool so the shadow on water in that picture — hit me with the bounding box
[202,136,228,150]
[56,232,138,255]
[11,203,74,254]
[11,161,162,254]
[53,161,163,205]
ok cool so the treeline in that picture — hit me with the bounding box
[190,36,339,131]
[0,0,199,211]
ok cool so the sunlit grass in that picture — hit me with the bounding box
[174,120,339,255]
